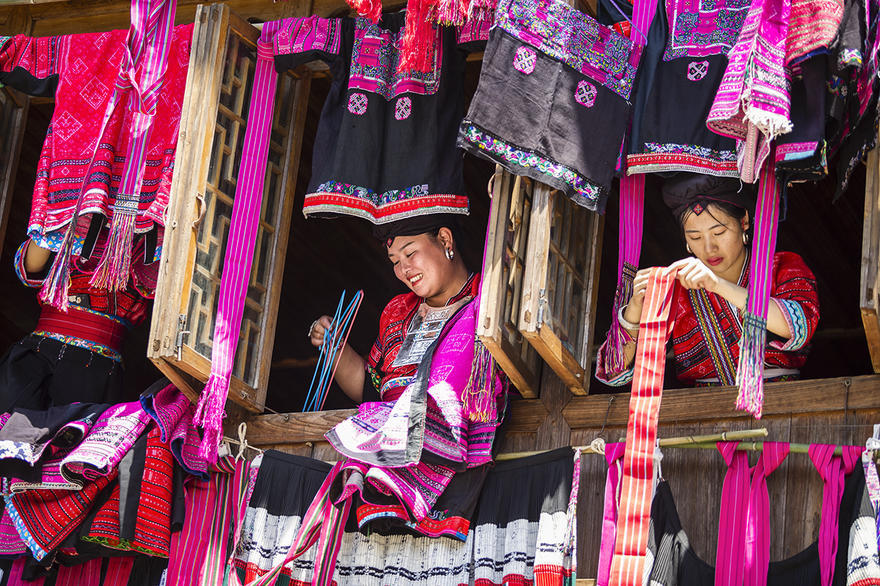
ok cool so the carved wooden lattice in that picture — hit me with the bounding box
[477,167,541,397]
[520,184,603,394]
[149,6,306,411]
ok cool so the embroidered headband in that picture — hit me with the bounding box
[661,173,753,220]
[373,215,463,247]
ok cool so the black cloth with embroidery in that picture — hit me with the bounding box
[274,13,486,225]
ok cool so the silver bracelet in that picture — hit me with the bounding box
[617,306,640,331]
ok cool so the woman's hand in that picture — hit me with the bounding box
[622,268,653,326]
[308,315,333,348]
[670,257,720,293]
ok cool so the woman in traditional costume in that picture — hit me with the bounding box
[0,235,156,412]
[309,215,477,404]
[306,215,505,541]
[597,173,820,387]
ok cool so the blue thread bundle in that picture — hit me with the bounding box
[303,290,364,412]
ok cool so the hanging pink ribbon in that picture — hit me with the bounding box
[597,442,627,586]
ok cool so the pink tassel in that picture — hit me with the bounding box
[466,0,497,24]
[399,0,439,73]
[346,0,382,22]
[90,213,136,292]
[38,221,81,311]
[436,0,468,26]
[462,338,498,423]
[194,375,228,463]
[735,313,766,418]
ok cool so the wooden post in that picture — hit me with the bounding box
[862,142,880,372]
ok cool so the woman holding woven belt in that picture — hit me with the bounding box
[597,173,820,387]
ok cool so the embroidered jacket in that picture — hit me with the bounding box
[0,27,191,255]
[14,238,155,329]
[366,273,480,401]
[273,14,489,224]
[597,251,820,386]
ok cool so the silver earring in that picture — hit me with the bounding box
[445,248,454,261]
[686,243,693,254]
[742,233,749,246]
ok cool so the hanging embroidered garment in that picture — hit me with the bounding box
[140,383,208,479]
[232,447,578,585]
[775,54,830,182]
[273,14,488,224]
[0,14,192,303]
[644,463,880,585]
[625,0,747,177]
[706,0,791,182]
[457,0,641,212]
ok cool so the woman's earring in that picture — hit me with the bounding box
[686,243,693,254]
[742,233,749,246]
[445,248,454,261]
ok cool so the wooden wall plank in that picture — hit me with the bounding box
[563,375,880,428]
[862,145,880,372]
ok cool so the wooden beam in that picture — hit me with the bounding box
[563,375,880,429]
[862,145,880,372]
[246,399,549,445]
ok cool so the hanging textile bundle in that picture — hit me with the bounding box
[599,174,645,375]
[39,0,178,306]
[735,154,781,419]
[462,338,501,423]
[706,0,792,182]
[196,22,281,463]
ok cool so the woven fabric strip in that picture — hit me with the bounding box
[608,267,679,586]
[743,442,789,586]
[688,289,737,386]
[597,442,626,586]
[196,21,281,463]
[715,441,750,586]
[809,444,863,586]
[735,155,780,418]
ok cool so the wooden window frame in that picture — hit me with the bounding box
[519,183,603,395]
[478,167,542,397]
[148,4,310,412]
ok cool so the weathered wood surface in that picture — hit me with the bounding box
[862,146,880,372]
[563,374,880,428]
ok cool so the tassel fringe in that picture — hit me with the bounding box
[194,375,229,463]
[90,205,137,291]
[38,221,82,311]
[735,312,766,419]
[399,0,440,73]
[345,0,382,23]
[462,338,498,423]
[603,263,637,375]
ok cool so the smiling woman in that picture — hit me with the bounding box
[307,214,474,404]
[596,173,821,387]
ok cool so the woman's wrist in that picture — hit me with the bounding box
[618,306,640,332]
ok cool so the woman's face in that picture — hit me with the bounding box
[682,204,749,280]
[387,232,454,300]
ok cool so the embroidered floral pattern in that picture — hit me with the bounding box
[664,0,749,60]
[348,18,443,100]
[644,142,737,161]
[315,181,432,206]
[574,80,597,107]
[394,96,412,120]
[459,122,603,206]
[31,331,123,362]
[687,60,709,80]
[495,0,639,100]
[347,92,368,115]
[838,48,862,68]
[513,46,537,74]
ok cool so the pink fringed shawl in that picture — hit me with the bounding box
[706,0,792,182]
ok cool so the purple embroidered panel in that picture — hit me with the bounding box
[348,18,443,100]
[513,46,537,73]
[663,0,749,61]
[493,0,639,100]
[687,59,710,80]
[394,96,412,120]
[575,80,597,106]
[347,92,368,115]
[274,16,342,59]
